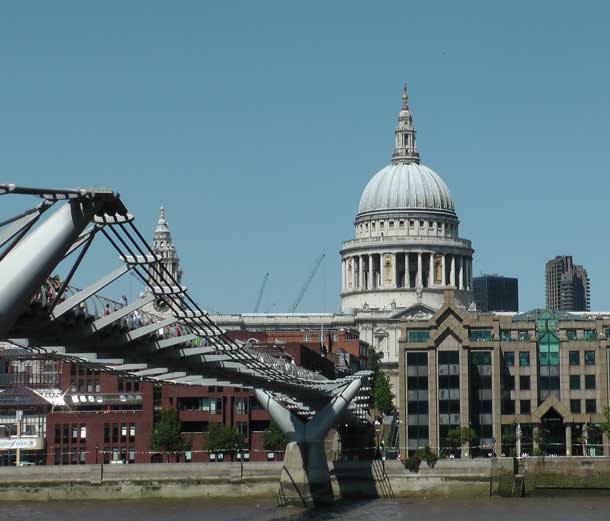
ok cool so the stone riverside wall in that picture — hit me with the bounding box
[331,459,513,499]
[0,459,510,502]
[0,457,609,501]
[0,462,283,501]
[518,457,610,496]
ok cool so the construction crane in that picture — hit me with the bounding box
[290,254,325,313]
[253,272,269,313]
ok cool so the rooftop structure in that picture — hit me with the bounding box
[473,274,519,312]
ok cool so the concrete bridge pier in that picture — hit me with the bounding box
[255,379,362,506]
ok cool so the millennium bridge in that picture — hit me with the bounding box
[0,184,372,504]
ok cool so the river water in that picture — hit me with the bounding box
[4,497,610,521]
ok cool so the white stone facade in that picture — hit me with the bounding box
[341,84,474,318]
[340,240,473,312]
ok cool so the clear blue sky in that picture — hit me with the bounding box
[1,1,609,312]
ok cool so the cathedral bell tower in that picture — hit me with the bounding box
[147,207,183,312]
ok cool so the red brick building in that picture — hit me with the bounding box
[1,327,368,466]
[228,327,369,376]
[0,350,280,465]
[44,362,280,464]
[45,366,154,465]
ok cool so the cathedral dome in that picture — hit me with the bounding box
[356,83,456,220]
[357,162,455,218]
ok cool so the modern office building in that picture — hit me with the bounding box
[473,275,518,312]
[400,291,610,458]
[546,256,590,312]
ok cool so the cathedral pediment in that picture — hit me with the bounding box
[389,303,435,321]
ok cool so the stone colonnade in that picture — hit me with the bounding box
[342,251,472,292]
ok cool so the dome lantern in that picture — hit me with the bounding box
[391,83,420,165]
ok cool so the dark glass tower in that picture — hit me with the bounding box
[473,275,519,312]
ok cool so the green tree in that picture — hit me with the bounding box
[204,424,245,453]
[447,426,477,448]
[372,371,394,413]
[369,349,395,413]
[262,422,287,451]
[149,408,189,461]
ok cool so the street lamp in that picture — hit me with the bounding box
[15,410,23,466]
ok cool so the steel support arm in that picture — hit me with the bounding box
[120,316,177,343]
[255,378,362,443]
[0,199,100,337]
[51,265,130,319]
[132,367,169,377]
[88,294,155,333]
[255,389,306,442]
[305,378,361,441]
[153,334,197,351]
[0,205,49,249]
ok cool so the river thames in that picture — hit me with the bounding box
[4,497,610,521]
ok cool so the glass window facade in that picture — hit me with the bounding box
[469,351,493,453]
[585,375,596,390]
[502,396,515,414]
[438,351,460,455]
[503,351,514,366]
[469,329,492,342]
[408,330,429,343]
[538,332,559,367]
[502,371,514,414]
[570,375,580,390]
[537,313,560,402]
[570,399,581,413]
[584,329,597,341]
[569,351,580,366]
[585,351,596,365]
[566,329,577,341]
[519,352,530,366]
[406,352,429,453]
